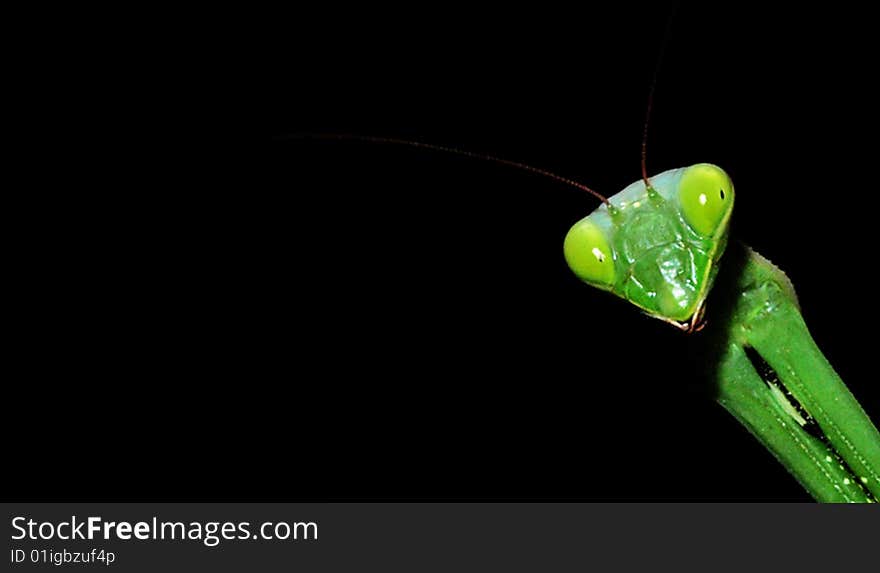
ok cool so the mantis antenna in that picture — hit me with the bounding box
[641,1,679,189]
[285,133,610,206]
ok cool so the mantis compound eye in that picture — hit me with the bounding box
[563,219,616,287]
[678,163,735,237]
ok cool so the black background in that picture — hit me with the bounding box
[11,2,879,501]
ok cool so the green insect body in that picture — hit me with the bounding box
[289,133,880,501]
[561,159,880,501]
[563,163,734,328]
[714,245,880,502]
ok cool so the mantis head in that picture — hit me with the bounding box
[563,163,735,330]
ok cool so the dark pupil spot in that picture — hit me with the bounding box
[719,189,726,200]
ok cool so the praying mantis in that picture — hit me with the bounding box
[282,5,879,502]
[288,133,880,502]
[561,160,880,502]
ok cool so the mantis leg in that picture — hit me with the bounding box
[708,244,880,502]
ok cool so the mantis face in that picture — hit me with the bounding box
[563,163,735,330]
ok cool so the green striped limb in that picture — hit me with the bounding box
[710,245,880,502]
